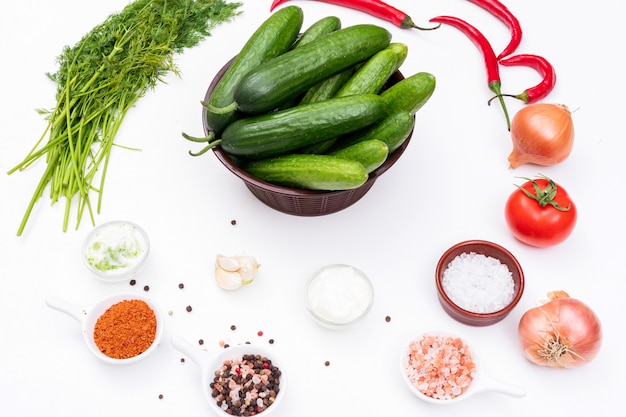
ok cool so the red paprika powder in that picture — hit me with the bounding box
[93,299,157,359]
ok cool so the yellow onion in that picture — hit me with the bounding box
[508,103,574,168]
[518,291,602,368]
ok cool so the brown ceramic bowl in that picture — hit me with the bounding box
[435,240,525,326]
[202,57,414,216]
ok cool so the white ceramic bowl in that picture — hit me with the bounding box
[171,336,286,416]
[82,220,150,282]
[305,264,374,329]
[400,330,525,404]
[46,292,163,365]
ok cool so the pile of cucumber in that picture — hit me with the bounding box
[189,5,436,191]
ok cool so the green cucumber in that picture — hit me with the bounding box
[380,71,436,115]
[293,16,341,48]
[232,24,392,114]
[296,67,355,153]
[297,138,338,155]
[220,94,386,159]
[333,110,415,153]
[203,6,303,134]
[244,154,368,191]
[329,139,389,173]
[274,15,343,111]
[299,68,354,105]
[335,43,408,98]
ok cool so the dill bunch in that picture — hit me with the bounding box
[8,0,242,236]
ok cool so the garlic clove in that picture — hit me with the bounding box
[239,261,260,285]
[216,254,241,272]
[215,267,243,290]
[214,254,260,290]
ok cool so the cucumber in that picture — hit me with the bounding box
[274,15,343,111]
[293,16,341,48]
[380,71,436,115]
[329,139,389,173]
[204,6,304,134]
[296,67,355,153]
[297,138,338,155]
[219,94,386,159]
[299,68,354,105]
[244,154,368,191]
[233,24,392,114]
[333,110,415,153]
[335,43,408,98]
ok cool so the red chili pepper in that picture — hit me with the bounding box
[496,54,557,103]
[430,15,511,130]
[270,0,439,30]
[466,0,522,60]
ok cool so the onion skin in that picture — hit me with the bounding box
[518,292,602,368]
[508,103,574,168]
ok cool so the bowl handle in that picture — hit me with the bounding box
[480,373,526,398]
[46,297,86,325]
[171,335,212,370]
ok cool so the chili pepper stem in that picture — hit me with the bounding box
[488,93,525,105]
[489,82,511,130]
[402,16,441,30]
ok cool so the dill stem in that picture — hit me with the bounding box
[9,0,243,236]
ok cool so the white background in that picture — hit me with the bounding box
[1,0,623,416]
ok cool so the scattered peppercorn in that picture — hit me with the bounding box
[325,361,330,366]
[223,344,230,348]
[158,394,163,399]
[198,339,204,345]
[269,339,275,344]
[186,305,193,312]
[385,315,391,322]
[129,279,136,286]
[180,357,185,363]
[230,325,237,331]
[143,285,150,291]
[178,283,184,289]
[168,310,173,316]
[230,219,237,225]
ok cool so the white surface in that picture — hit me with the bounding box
[0,0,622,416]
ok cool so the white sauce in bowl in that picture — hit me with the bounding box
[83,221,149,280]
[306,264,374,328]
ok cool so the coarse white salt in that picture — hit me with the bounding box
[442,252,514,314]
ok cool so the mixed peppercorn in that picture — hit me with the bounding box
[211,354,282,416]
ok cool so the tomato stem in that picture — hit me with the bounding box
[516,175,571,211]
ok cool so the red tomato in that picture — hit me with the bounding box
[504,177,577,247]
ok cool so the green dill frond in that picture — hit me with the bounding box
[9,0,243,236]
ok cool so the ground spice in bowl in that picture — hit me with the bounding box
[93,299,157,359]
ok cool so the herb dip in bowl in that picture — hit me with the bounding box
[82,220,150,282]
